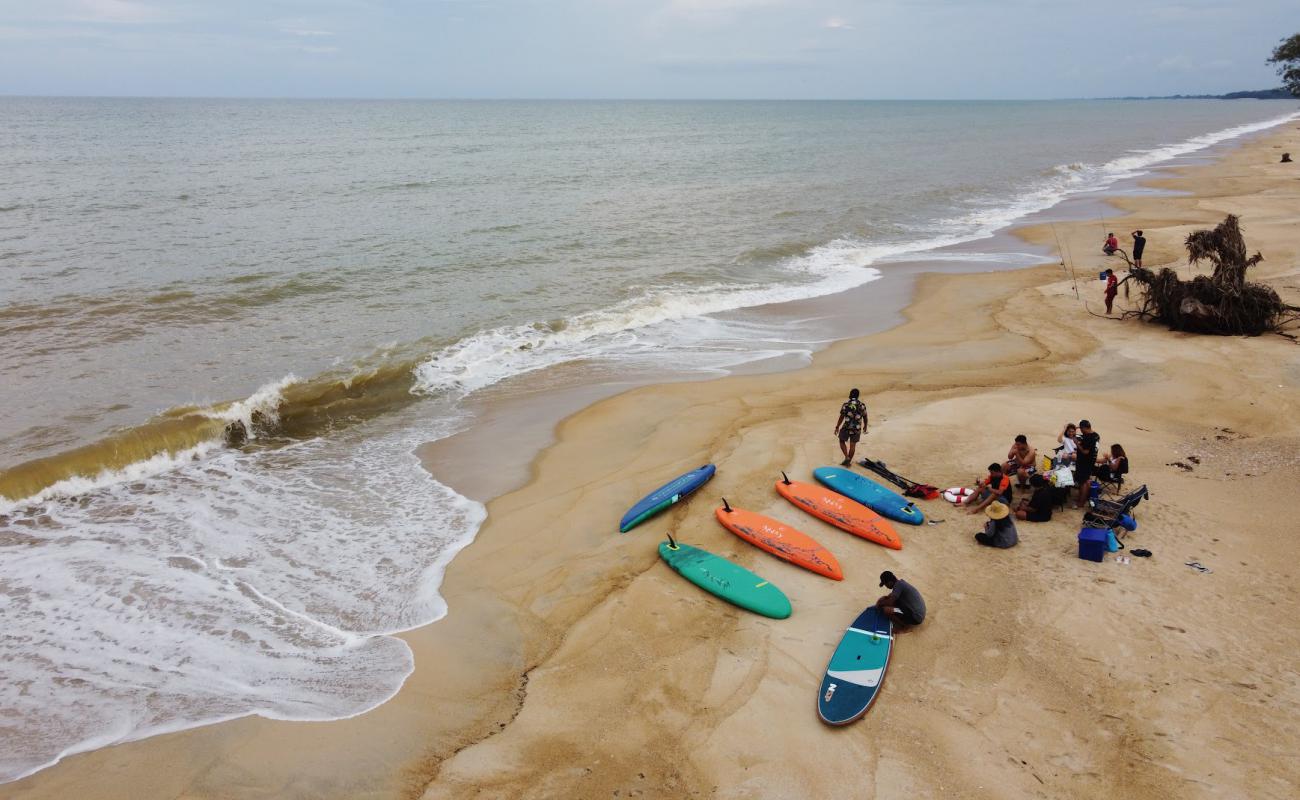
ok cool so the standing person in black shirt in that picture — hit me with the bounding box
[1131,230,1146,267]
[1073,419,1101,508]
[834,388,869,467]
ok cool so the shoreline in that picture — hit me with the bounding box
[6,125,1300,799]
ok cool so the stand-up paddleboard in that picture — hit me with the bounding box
[714,500,842,580]
[620,464,716,532]
[818,606,892,725]
[658,536,792,619]
[814,466,924,526]
[775,474,902,550]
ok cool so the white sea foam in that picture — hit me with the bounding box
[0,376,300,516]
[0,413,485,783]
[412,238,889,396]
[412,110,1300,400]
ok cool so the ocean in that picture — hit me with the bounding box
[1,97,1297,781]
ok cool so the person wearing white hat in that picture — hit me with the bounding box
[974,501,1018,548]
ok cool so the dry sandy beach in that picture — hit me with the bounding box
[7,127,1300,800]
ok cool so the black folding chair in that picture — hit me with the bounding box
[1083,484,1148,541]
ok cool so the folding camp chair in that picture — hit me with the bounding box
[1082,484,1148,541]
[1095,461,1129,498]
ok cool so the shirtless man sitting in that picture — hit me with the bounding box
[1005,434,1037,490]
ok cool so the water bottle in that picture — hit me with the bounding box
[1089,479,1101,501]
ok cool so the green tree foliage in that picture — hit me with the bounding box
[1269,33,1300,97]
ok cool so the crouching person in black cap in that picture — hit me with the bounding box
[876,571,926,628]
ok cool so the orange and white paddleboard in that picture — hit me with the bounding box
[714,502,843,580]
[775,475,902,550]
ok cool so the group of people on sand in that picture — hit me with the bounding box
[1101,230,1145,315]
[961,420,1130,548]
[833,390,1135,630]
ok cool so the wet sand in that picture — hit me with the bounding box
[6,127,1300,800]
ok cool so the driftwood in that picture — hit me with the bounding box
[1120,215,1299,337]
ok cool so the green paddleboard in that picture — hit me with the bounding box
[658,540,792,619]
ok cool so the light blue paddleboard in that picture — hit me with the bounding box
[619,464,715,532]
[818,606,892,725]
[813,466,924,525]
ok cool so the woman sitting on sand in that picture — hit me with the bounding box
[1095,443,1129,484]
[974,501,1018,548]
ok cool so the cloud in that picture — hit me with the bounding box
[282,28,336,38]
[823,17,853,30]
[292,44,340,54]
[662,0,789,24]
[654,53,814,73]
[1157,54,1234,72]
[64,0,165,24]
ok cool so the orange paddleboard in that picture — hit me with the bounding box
[714,504,843,580]
[775,478,902,550]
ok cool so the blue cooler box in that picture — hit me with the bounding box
[1078,527,1109,562]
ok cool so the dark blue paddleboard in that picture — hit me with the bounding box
[818,606,893,725]
[619,464,716,532]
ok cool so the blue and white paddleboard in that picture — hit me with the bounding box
[818,606,892,725]
[813,466,924,526]
[619,464,716,532]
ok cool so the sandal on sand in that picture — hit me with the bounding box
[841,459,851,467]
[1131,549,1152,557]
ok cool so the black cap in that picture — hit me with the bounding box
[879,570,896,587]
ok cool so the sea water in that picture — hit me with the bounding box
[1,97,1296,781]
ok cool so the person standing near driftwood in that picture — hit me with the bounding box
[1130,230,1146,267]
[1102,268,1118,314]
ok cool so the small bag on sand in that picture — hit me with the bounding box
[1050,466,1074,488]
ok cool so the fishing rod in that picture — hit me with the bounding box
[1050,222,1082,300]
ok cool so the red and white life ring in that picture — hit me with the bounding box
[943,487,973,505]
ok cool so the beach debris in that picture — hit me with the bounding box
[1121,215,1300,337]
[1166,461,1193,471]
[224,419,248,447]
[1184,560,1213,574]
[1282,152,1292,163]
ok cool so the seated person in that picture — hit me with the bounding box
[1005,434,1037,489]
[974,501,1018,548]
[875,571,926,628]
[1102,232,1119,255]
[1095,443,1129,484]
[1055,422,1078,465]
[966,463,1013,515]
[1015,474,1053,522]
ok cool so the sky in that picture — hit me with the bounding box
[0,0,1293,99]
